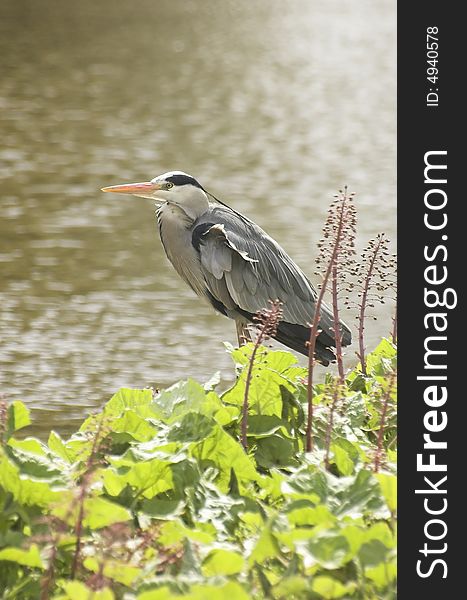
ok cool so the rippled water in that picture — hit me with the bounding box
[0,0,396,437]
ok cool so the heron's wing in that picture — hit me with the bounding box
[193,207,349,347]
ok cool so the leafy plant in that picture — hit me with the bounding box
[0,340,396,599]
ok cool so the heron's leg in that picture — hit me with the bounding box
[236,320,252,346]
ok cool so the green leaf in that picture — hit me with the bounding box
[255,435,296,469]
[6,401,31,438]
[246,415,288,438]
[272,576,308,598]
[287,504,336,527]
[158,520,214,546]
[168,413,215,442]
[137,588,173,600]
[335,470,383,517]
[331,444,354,476]
[48,430,74,463]
[152,380,208,421]
[0,448,64,506]
[61,581,115,600]
[103,456,175,499]
[365,559,397,588]
[83,557,141,586]
[104,387,154,414]
[223,346,298,417]
[311,576,353,599]
[184,582,250,600]
[191,425,258,492]
[202,548,245,576]
[249,527,280,565]
[307,531,350,569]
[359,539,390,567]
[375,472,397,512]
[0,544,43,568]
[53,497,131,529]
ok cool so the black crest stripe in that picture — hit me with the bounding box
[166,174,204,189]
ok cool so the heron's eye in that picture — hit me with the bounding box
[165,182,174,190]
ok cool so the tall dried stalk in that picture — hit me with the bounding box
[391,305,397,345]
[241,300,283,450]
[71,415,107,578]
[306,188,356,452]
[374,371,397,472]
[324,378,344,469]
[346,233,396,376]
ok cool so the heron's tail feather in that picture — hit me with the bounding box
[274,322,336,366]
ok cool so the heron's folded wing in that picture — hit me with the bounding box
[196,212,350,347]
[196,220,315,324]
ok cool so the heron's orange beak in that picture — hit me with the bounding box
[101,181,162,195]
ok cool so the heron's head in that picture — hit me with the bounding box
[101,171,209,220]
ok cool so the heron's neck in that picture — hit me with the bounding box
[170,187,210,222]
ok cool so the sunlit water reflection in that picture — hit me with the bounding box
[0,0,396,437]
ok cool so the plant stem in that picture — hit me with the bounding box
[241,340,261,451]
[306,194,347,452]
[391,306,397,345]
[324,382,340,469]
[331,264,345,383]
[357,236,382,376]
[374,371,396,472]
[71,415,104,578]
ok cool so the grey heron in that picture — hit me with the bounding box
[101,171,351,365]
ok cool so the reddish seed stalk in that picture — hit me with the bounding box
[331,265,345,383]
[306,196,347,452]
[391,306,398,345]
[374,371,396,473]
[241,302,282,451]
[324,383,340,469]
[241,339,262,451]
[357,236,382,376]
[71,416,105,578]
[306,277,331,452]
[40,540,58,600]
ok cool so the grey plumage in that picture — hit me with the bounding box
[102,171,351,365]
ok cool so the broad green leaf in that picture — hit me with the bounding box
[311,576,352,599]
[359,539,390,567]
[255,435,296,469]
[0,544,43,568]
[202,548,245,576]
[246,415,288,438]
[307,532,350,569]
[376,472,397,512]
[6,401,31,438]
[365,559,397,588]
[83,557,141,586]
[0,449,64,506]
[48,430,74,463]
[53,497,131,529]
[61,581,115,600]
[331,444,354,476]
[249,527,280,565]
[168,413,215,442]
[190,425,258,492]
[152,379,208,421]
[137,588,173,600]
[335,470,383,517]
[287,504,335,527]
[104,387,154,415]
[158,520,214,546]
[103,457,174,498]
[107,409,158,442]
[272,576,308,598]
[183,581,250,600]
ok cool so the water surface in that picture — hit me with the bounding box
[0,0,396,437]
